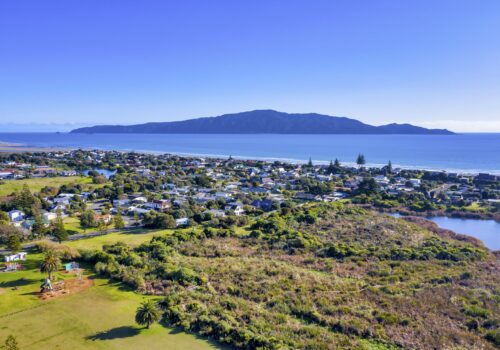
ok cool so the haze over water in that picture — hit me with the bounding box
[1,132,499,174]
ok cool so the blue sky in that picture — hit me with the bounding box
[1,0,499,131]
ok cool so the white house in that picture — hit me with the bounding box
[8,210,24,222]
[43,212,58,222]
[145,199,171,211]
[4,252,27,262]
[225,203,245,216]
[175,218,189,227]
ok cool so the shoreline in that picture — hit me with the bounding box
[1,140,499,176]
[0,143,73,153]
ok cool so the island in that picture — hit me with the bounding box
[71,110,454,134]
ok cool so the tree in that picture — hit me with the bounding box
[386,160,393,174]
[194,175,212,188]
[135,300,160,329]
[40,250,60,280]
[52,214,68,243]
[114,209,125,229]
[6,234,21,252]
[356,153,366,168]
[356,178,379,195]
[97,219,107,233]
[32,213,48,238]
[80,210,97,228]
[307,157,313,168]
[0,225,23,248]
[334,158,341,169]
[0,210,9,224]
[13,184,39,216]
[4,335,19,350]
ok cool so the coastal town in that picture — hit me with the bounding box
[1,149,499,251]
[1,149,499,350]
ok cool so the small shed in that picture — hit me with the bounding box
[64,262,80,271]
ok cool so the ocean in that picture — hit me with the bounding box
[0,132,499,174]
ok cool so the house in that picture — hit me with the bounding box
[215,192,232,200]
[251,199,274,211]
[0,171,14,179]
[127,206,151,216]
[294,192,317,201]
[374,175,390,186]
[4,252,27,262]
[148,199,171,211]
[225,202,245,216]
[53,196,71,206]
[22,220,35,230]
[96,214,112,224]
[204,209,226,218]
[8,210,24,222]
[113,199,131,208]
[408,178,421,187]
[175,218,189,227]
[43,212,58,222]
[132,196,148,204]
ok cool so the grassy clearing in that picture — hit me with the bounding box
[0,248,222,350]
[0,176,97,196]
[64,217,86,234]
[66,229,175,250]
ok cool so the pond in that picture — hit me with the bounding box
[391,213,500,250]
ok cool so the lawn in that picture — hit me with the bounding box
[64,216,86,234]
[66,229,176,250]
[0,249,222,350]
[0,176,99,197]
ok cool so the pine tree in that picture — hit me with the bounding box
[52,214,68,243]
[356,154,366,168]
[32,213,48,238]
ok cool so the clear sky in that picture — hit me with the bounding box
[1,0,499,132]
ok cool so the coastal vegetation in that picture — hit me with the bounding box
[80,203,498,349]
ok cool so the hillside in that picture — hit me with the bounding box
[71,110,454,134]
[81,203,499,350]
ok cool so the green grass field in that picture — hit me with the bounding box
[0,176,98,197]
[64,217,87,234]
[0,233,223,350]
[66,229,177,250]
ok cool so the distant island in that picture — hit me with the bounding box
[71,110,454,134]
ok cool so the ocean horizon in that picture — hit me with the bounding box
[1,132,499,175]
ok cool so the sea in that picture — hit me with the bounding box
[0,132,499,174]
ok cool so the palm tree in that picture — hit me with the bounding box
[40,250,60,280]
[135,300,160,329]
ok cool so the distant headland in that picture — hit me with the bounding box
[70,110,454,135]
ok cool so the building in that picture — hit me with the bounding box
[175,218,189,227]
[4,252,27,262]
[8,210,24,222]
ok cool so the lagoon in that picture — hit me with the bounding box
[391,213,500,250]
